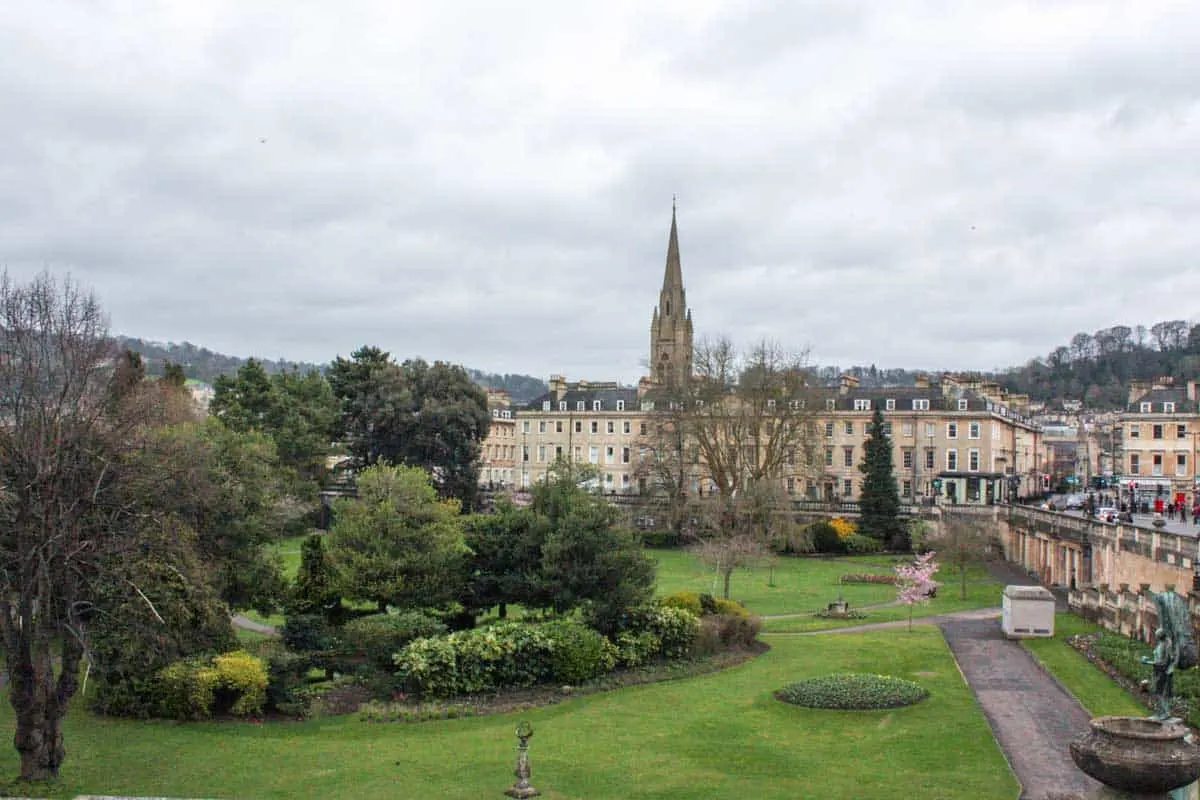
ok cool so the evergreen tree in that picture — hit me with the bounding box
[290,533,341,620]
[858,407,905,548]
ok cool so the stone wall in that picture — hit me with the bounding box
[1002,506,1197,596]
[1068,583,1200,645]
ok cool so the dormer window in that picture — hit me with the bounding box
[542,401,551,411]
[558,401,567,411]
[576,401,585,411]
[789,399,805,410]
[957,399,968,411]
[641,401,654,411]
[825,398,836,410]
[492,409,499,418]
[767,399,776,409]
[912,399,930,411]
[616,400,625,411]
[854,399,870,411]
[885,399,895,411]
[1164,402,1176,413]
[1141,402,1152,413]
[593,400,602,411]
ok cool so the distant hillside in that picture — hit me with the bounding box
[115,336,547,402]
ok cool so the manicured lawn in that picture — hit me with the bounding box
[759,564,1003,633]
[650,548,908,616]
[1021,614,1147,719]
[0,629,1018,799]
[269,533,308,582]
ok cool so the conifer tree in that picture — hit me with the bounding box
[858,407,905,548]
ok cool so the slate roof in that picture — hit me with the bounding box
[1126,388,1196,413]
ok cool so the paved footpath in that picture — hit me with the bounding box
[940,617,1101,800]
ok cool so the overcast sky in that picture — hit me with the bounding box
[4,2,1199,383]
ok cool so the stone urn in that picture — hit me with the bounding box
[1070,716,1200,794]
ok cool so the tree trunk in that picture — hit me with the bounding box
[960,564,968,600]
[498,602,507,620]
[14,698,65,782]
[7,628,83,782]
[722,566,733,600]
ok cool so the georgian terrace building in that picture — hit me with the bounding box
[1120,378,1200,504]
[483,204,1048,506]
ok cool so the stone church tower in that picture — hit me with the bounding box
[648,203,693,390]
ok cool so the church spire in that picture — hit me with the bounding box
[663,196,683,294]
[649,199,693,389]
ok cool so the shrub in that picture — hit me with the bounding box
[661,591,703,617]
[698,593,719,616]
[155,659,221,720]
[829,517,856,539]
[543,619,615,683]
[614,631,661,668]
[261,645,310,716]
[281,613,337,653]
[714,614,762,649]
[809,522,846,554]
[213,650,269,717]
[342,611,447,670]
[712,598,749,618]
[640,529,684,548]
[776,673,930,710]
[690,621,723,657]
[393,622,556,698]
[843,533,883,554]
[619,605,700,659]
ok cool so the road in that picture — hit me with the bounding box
[1060,507,1200,537]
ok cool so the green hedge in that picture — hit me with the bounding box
[776,673,929,710]
[342,611,447,670]
[154,650,270,720]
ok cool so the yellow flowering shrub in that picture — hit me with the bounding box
[830,517,857,539]
[213,650,269,717]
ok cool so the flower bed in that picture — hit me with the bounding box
[839,574,896,585]
[775,673,929,710]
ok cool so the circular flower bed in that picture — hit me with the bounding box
[775,673,929,710]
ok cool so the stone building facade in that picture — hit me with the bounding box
[1120,378,1200,506]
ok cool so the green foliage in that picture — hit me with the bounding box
[155,659,221,720]
[843,533,884,554]
[661,591,704,617]
[87,520,239,718]
[281,614,337,653]
[613,605,701,660]
[538,483,656,633]
[210,360,338,487]
[327,463,469,611]
[462,503,552,617]
[613,631,661,668]
[542,620,616,684]
[139,419,292,612]
[808,521,846,554]
[776,673,930,710]
[858,408,905,547]
[394,622,557,698]
[329,348,491,510]
[259,645,312,717]
[289,534,341,618]
[342,612,447,670]
[154,651,269,719]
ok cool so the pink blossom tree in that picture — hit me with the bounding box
[895,551,940,631]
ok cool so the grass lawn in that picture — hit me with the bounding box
[650,548,907,616]
[760,564,1003,633]
[1021,614,1146,719]
[0,629,1017,799]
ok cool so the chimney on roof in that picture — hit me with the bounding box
[839,374,860,396]
[1188,380,1200,403]
[1128,380,1148,406]
[914,374,930,389]
[548,375,567,401]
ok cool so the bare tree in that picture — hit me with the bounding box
[0,272,167,780]
[641,337,820,597]
[930,511,1000,600]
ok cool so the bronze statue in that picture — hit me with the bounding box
[1142,628,1179,720]
[1140,589,1196,721]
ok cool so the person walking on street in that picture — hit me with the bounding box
[1192,502,1199,526]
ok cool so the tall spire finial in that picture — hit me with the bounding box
[672,194,677,216]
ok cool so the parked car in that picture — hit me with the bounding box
[1097,506,1118,523]
[1065,494,1086,510]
